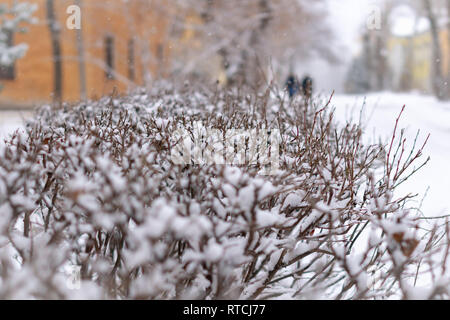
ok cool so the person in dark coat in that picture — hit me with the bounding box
[301,75,314,98]
[285,74,300,98]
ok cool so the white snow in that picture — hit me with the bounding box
[332,92,450,217]
[0,111,30,144]
[1,93,448,221]
[0,89,448,299]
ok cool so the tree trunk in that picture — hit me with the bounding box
[363,33,375,91]
[423,0,446,100]
[46,0,63,103]
[139,0,153,86]
[447,0,450,97]
[75,0,86,100]
[375,33,386,91]
[240,0,271,86]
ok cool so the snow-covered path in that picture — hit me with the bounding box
[0,111,31,144]
[331,92,450,217]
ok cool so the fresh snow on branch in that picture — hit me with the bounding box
[0,83,446,299]
[0,2,36,67]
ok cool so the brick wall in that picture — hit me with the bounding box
[0,0,171,107]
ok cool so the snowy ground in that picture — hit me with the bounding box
[331,92,450,218]
[0,111,31,145]
[0,92,448,217]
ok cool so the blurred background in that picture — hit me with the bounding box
[0,0,449,108]
[0,0,449,216]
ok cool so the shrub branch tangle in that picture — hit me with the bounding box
[0,84,445,299]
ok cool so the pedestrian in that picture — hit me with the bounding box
[285,74,300,99]
[301,75,313,98]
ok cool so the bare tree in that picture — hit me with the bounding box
[365,1,392,91]
[170,0,337,86]
[75,0,86,100]
[46,0,63,103]
[0,2,36,79]
[423,0,447,100]
[446,0,450,96]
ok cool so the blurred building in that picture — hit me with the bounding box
[0,0,172,108]
[346,5,449,96]
[387,23,449,93]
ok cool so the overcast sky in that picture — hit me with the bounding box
[303,0,375,92]
[327,0,372,54]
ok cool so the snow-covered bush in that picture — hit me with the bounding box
[0,83,446,299]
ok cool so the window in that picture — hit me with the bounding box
[169,16,184,38]
[0,31,15,80]
[104,36,114,80]
[157,43,164,62]
[128,39,135,81]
